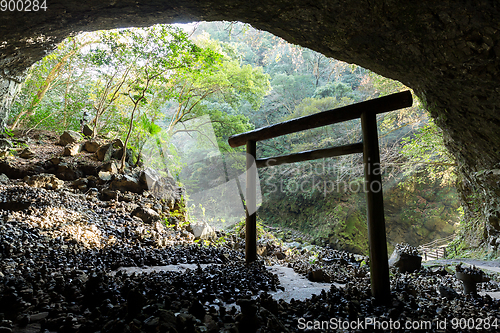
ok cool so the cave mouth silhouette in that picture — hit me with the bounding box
[2,1,500,248]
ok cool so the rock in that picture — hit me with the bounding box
[188,300,206,320]
[29,312,49,322]
[101,188,118,200]
[0,159,27,179]
[76,161,99,177]
[56,162,80,181]
[190,221,216,240]
[275,251,286,260]
[144,316,160,328]
[139,167,161,189]
[438,284,459,300]
[139,169,181,206]
[158,310,176,329]
[101,161,118,174]
[132,206,161,224]
[126,289,145,317]
[63,142,83,156]
[388,248,422,273]
[98,171,113,181]
[58,130,81,146]
[109,174,143,193]
[82,124,93,137]
[16,313,30,327]
[308,268,325,282]
[0,173,9,184]
[112,147,134,165]
[19,147,35,159]
[71,178,88,191]
[236,299,261,333]
[257,246,268,257]
[0,138,13,150]
[95,143,113,162]
[49,157,62,165]
[24,173,64,190]
[86,175,98,188]
[110,138,124,149]
[84,140,100,153]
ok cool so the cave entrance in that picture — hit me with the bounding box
[229,90,413,302]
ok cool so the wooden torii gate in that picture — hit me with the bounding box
[228,90,413,303]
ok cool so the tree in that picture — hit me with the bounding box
[399,117,456,186]
[312,82,354,99]
[10,33,97,130]
[96,25,222,171]
[161,35,270,148]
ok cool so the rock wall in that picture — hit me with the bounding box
[2,0,500,248]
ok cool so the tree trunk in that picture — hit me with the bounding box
[0,75,23,130]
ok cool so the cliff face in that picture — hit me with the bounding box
[2,0,500,248]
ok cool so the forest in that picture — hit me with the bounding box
[8,21,460,255]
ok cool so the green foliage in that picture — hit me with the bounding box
[10,33,97,132]
[232,217,267,239]
[312,82,354,99]
[369,72,407,96]
[400,117,456,186]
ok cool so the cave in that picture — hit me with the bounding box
[2,0,500,249]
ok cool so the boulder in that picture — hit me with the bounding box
[76,161,99,177]
[84,140,100,153]
[113,138,124,149]
[189,221,216,240]
[388,249,422,273]
[112,147,134,164]
[275,251,286,260]
[56,162,81,181]
[71,178,88,191]
[63,142,83,156]
[140,169,181,207]
[101,188,118,201]
[86,175,98,188]
[24,173,64,190]
[109,174,143,193]
[98,171,113,181]
[438,284,459,300]
[82,124,93,137]
[95,143,113,162]
[132,206,161,224]
[0,159,28,179]
[58,130,81,146]
[308,268,326,282]
[139,167,160,189]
